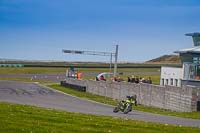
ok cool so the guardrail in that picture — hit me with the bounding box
[0,64,24,67]
[60,81,86,92]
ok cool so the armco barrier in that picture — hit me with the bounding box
[0,64,24,67]
[61,81,86,92]
[62,78,199,112]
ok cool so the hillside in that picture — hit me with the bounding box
[146,55,181,63]
[0,56,181,67]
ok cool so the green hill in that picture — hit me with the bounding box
[146,55,180,63]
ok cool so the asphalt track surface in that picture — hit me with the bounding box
[0,71,160,82]
[0,80,200,127]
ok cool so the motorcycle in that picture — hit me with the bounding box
[113,95,137,114]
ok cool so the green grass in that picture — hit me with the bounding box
[79,68,160,72]
[48,84,200,120]
[47,84,118,105]
[0,67,161,84]
[0,102,199,133]
[0,67,159,74]
[135,105,200,120]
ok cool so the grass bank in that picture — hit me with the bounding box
[0,102,199,133]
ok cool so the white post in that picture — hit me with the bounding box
[114,45,118,78]
[108,53,112,80]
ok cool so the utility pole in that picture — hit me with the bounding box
[114,45,118,78]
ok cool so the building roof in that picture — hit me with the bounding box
[174,46,200,54]
[185,32,200,37]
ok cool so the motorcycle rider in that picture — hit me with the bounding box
[119,95,137,110]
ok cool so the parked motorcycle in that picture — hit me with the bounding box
[113,95,137,114]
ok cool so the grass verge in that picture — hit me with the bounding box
[0,67,161,84]
[48,84,200,120]
[0,102,199,133]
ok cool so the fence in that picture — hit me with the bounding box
[63,78,200,112]
[0,64,24,67]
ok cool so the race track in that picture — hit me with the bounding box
[0,71,160,82]
[0,80,200,127]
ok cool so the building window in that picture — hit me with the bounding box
[193,57,198,63]
[175,79,178,86]
[193,57,200,64]
[189,65,196,80]
[162,78,164,86]
[197,65,200,79]
[166,79,168,85]
[170,78,173,86]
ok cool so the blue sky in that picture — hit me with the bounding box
[0,0,200,62]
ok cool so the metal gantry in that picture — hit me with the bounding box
[62,45,118,77]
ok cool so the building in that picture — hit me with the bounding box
[160,66,182,87]
[160,32,200,87]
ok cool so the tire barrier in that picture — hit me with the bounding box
[60,81,86,92]
[0,64,24,67]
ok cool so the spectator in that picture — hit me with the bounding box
[131,75,136,83]
[147,77,152,84]
[139,77,143,83]
[77,72,82,80]
[135,76,139,84]
[141,78,146,83]
[113,77,118,82]
[118,77,124,82]
[100,75,106,81]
